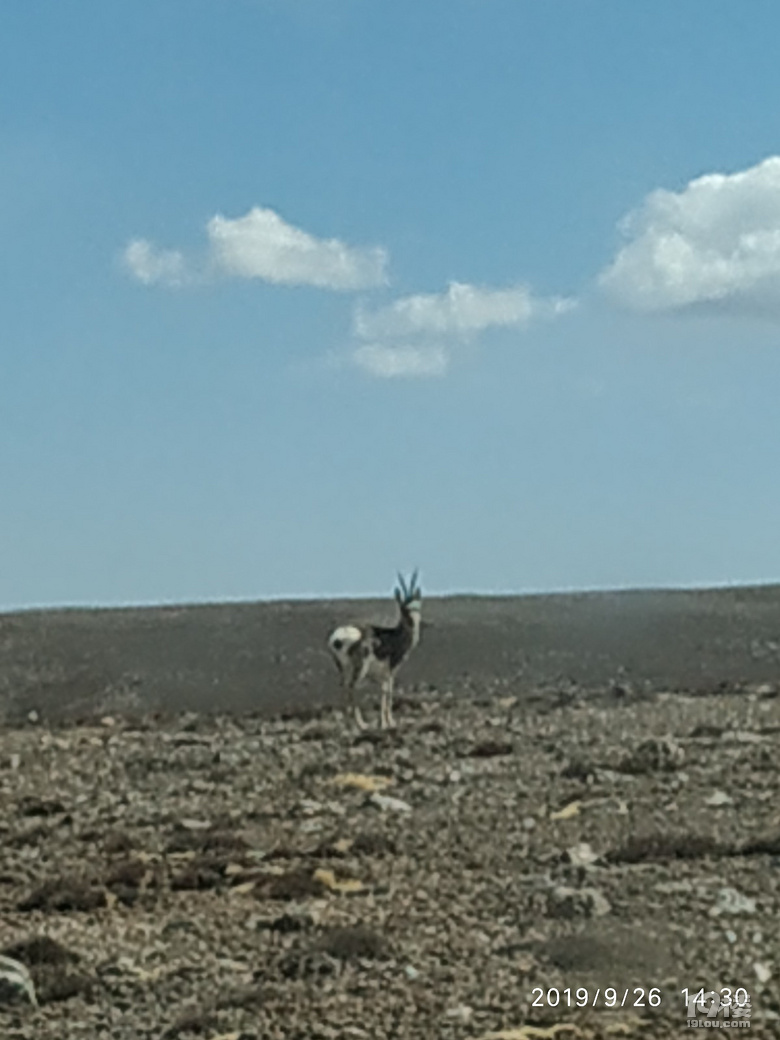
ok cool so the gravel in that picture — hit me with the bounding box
[1,681,779,1038]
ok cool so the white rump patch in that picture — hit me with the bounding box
[329,624,362,647]
[328,625,363,668]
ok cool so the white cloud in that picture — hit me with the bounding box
[123,238,188,287]
[123,207,387,292]
[352,343,449,379]
[124,213,576,380]
[207,208,388,290]
[349,280,574,378]
[354,280,572,340]
[600,156,780,313]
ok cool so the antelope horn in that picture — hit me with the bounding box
[396,572,408,600]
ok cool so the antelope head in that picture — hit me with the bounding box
[395,569,422,619]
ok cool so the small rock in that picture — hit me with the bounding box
[732,730,764,744]
[709,887,757,917]
[754,961,772,984]
[329,773,394,793]
[564,842,600,868]
[27,710,40,725]
[550,800,581,820]
[655,880,696,894]
[179,818,212,831]
[299,799,324,816]
[0,955,38,1006]
[724,930,737,944]
[444,1004,473,1023]
[313,868,364,894]
[299,819,323,834]
[547,886,611,919]
[369,793,412,813]
[619,737,684,774]
[404,965,421,980]
[705,790,733,807]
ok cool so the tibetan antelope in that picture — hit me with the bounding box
[328,571,422,730]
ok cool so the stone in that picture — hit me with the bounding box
[754,961,772,984]
[547,886,611,919]
[0,955,38,1006]
[709,887,757,916]
[704,790,733,807]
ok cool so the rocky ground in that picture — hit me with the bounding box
[1,677,778,1039]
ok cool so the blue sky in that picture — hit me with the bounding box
[5,1,780,607]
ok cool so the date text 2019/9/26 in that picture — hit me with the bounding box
[531,987,663,1009]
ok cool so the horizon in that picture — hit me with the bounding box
[4,576,780,616]
[6,3,780,609]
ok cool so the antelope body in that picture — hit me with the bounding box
[328,571,422,729]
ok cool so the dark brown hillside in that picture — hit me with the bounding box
[2,585,780,722]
